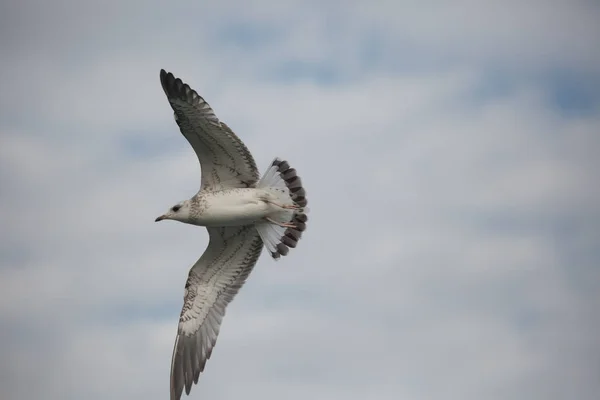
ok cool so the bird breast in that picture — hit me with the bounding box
[194,189,273,227]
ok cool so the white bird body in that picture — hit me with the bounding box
[189,188,296,227]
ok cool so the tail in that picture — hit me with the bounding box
[255,158,308,260]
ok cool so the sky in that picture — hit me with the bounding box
[0,0,599,399]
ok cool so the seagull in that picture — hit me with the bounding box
[155,69,308,400]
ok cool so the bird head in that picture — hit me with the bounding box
[155,200,191,223]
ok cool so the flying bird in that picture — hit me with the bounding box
[155,69,308,400]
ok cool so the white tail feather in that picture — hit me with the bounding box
[255,222,286,258]
[257,158,286,189]
[254,157,308,260]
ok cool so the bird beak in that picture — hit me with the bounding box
[155,215,166,222]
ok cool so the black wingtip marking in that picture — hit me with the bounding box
[159,69,196,104]
[160,69,171,84]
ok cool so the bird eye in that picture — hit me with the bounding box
[172,205,181,212]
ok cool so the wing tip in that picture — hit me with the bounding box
[170,334,184,400]
[159,69,183,97]
[159,69,202,106]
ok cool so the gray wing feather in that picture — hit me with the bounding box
[170,226,263,400]
[160,69,259,191]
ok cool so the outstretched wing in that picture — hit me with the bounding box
[160,69,260,192]
[170,226,263,400]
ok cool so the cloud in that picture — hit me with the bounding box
[1,1,599,400]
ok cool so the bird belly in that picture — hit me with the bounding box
[196,189,274,227]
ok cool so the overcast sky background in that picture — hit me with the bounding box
[1,1,599,399]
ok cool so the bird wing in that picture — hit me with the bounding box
[160,69,260,192]
[170,225,263,400]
